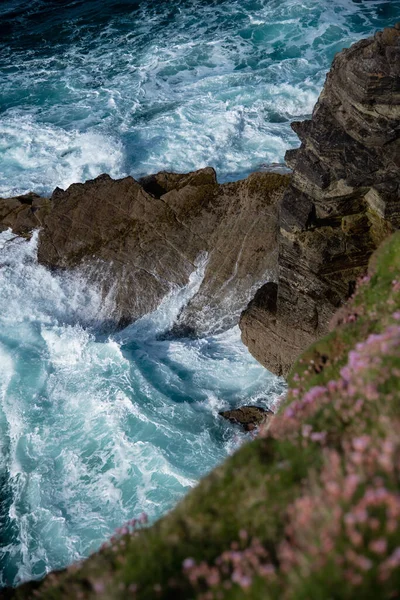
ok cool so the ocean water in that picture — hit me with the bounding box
[0,231,282,587]
[1,0,400,197]
[1,0,400,589]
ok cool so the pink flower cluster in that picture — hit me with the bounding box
[279,427,400,591]
[392,279,400,293]
[183,321,400,597]
[183,536,276,599]
[271,325,400,447]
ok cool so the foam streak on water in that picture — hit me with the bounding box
[1,0,399,196]
[0,231,283,586]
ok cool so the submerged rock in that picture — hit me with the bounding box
[219,405,273,431]
[241,24,400,376]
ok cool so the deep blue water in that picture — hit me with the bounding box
[0,0,399,588]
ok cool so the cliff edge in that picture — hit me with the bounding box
[5,221,400,600]
[240,24,400,376]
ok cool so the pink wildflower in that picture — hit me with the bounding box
[357,556,373,572]
[183,558,196,570]
[392,280,400,292]
[239,529,248,541]
[352,436,370,452]
[369,539,387,555]
[92,581,105,593]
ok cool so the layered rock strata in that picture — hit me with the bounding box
[240,24,400,376]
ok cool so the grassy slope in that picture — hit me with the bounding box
[5,234,400,600]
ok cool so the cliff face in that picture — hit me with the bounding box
[240,24,400,376]
[1,169,287,333]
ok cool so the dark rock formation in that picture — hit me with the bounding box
[219,405,273,432]
[241,24,400,376]
[0,193,51,237]
[34,169,289,331]
[171,172,289,335]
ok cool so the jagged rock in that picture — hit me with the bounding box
[241,24,400,376]
[32,169,289,331]
[0,192,51,237]
[172,172,289,335]
[219,405,273,432]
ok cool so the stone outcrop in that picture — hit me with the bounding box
[0,193,50,237]
[219,405,273,432]
[31,169,289,331]
[240,24,400,376]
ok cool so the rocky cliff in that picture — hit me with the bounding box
[240,24,400,376]
[1,169,289,334]
[1,22,400,600]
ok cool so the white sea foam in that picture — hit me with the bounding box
[122,252,209,342]
[0,231,282,585]
[0,115,125,197]
[1,0,395,195]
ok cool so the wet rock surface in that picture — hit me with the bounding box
[241,24,400,376]
[219,405,274,432]
[0,193,51,237]
[0,169,289,332]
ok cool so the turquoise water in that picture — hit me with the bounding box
[0,231,281,586]
[0,0,400,588]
